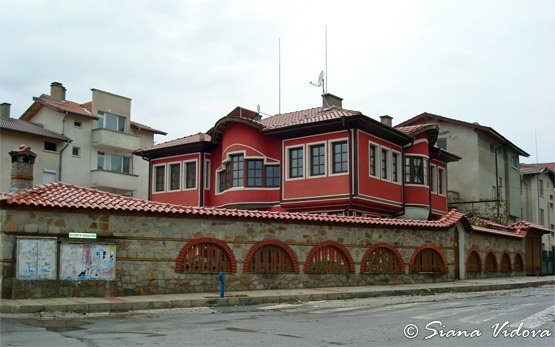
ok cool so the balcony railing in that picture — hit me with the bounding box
[92,128,139,151]
[90,169,138,192]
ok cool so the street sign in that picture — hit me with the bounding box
[68,232,97,239]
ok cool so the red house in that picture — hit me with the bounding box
[136,94,460,219]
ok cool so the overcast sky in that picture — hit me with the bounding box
[1,0,553,162]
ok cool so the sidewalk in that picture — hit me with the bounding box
[1,276,553,314]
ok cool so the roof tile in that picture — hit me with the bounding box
[0,117,70,141]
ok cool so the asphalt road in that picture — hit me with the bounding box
[1,285,554,347]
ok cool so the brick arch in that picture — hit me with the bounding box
[484,251,498,272]
[500,252,512,272]
[304,241,355,273]
[360,243,404,273]
[465,245,482,273]
[175,237,237,273]
[243,239,299,273]
[409,243,449,273]
[514,253,524,271]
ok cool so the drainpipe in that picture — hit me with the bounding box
[427,156,433,220]
[494,145,505,219]
[394,140,412,218]
[58,111,71,181]
[344,125,354,215]
[141,152,152,200]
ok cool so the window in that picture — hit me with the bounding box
[436,138,447,150]
[310,144,325,176]
[430,165,436,193]
[97,152,105,170]
[155,165,165,192]
[265,165,280,187]
[423,158,428,185]
[247,160,263,187]
[539,179,544,196]
[332,141,348,174]
[73,121,82,128]
[511,155,518,169]
[392,152,400,183]
[110,154,131,174]
[539,208,545,225]
[205,160,211,190]
[438,168,445,194]
[381,148,389,179]
[185,161,197,189]
[97,111,125,132]
[490,144,495,154]
[230,155,243,187]
[404,156,425,184]
[369,144,378,177]
[169,163,181,190]
[218,170,227,193]
[42,170,57,184]
[71,146,80,157]
[289,147,304,178]
[44,142,57,151]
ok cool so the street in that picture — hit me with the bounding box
[1,285,554,347]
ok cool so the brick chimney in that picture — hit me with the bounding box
[380,115,393,127]
[322,93,342,109]
[50,82,66,102]
[0,103,10,118]
[9,145,37,191]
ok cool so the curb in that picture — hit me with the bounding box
[1,279,553,314]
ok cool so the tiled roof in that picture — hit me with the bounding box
[509,221,552,235]
[520,163,555,175]
[395,123,434,135]
[1,182,469,229]
[135,132,211,153]
[0,117,70,141]
[397,112,529,157]
[260,106,362,130]
[22,94,95,119]
[131,121,167,135]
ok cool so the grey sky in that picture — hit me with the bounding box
[1,0,553,162]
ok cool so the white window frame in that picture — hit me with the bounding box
[368,142,379,178]
[380,146,390,181]
[391,150,401,185]
[167,161,182,192]
[73,120,82,128]
[329,138,349,176]
[307,141,327,178]
[205,159,211,190]
[438,167,446,196]
[97,111,125,132]
[285,145,305,181]
[71,146,81,157]
[42,170,57,184]
[430,164,437,194]
[152,163,166,194]
[183,159,198,190]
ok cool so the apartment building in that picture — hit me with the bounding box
[136,94,460,219]
[397,113,529,223]
[1,82,165,198]
[520,163,555,250]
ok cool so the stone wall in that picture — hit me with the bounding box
[0,208,525,299]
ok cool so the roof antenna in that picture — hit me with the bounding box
[278,38,282,115]
[310,70,325,94]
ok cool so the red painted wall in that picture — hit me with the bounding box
[151,153,201,206]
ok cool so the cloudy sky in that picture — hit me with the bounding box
[1,0,553,162]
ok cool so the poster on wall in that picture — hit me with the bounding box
[59,243,116,280]
[16,238,57,280]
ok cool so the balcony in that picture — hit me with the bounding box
[90,170,138,193]
[92,128,139,151]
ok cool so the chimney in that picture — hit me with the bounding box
[0,102,11,118]
[380,115,393,127]
[322,93,342,109]
[50,82,66,102]
[9,145,37,191]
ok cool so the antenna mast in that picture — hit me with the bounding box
[325,25,328,94]
[278,38,281,115]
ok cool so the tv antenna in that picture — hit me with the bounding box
[310,70,325,94]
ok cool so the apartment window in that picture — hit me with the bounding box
[71,146,80,157]
[289,147,304,178]
[44,142,57,152]
[392,152,399,183]
[266,165,280,187]
[539,179,544,196]
[369,144,378,177]
[111,154,131,174]
[97,111,125,132]
[404,156,425,184]
[185,161,197,189]
[430,166,436,193]
[42,170,57,184]
[539,209,545,226]
[247,160,263,187]
[436,138,447,150]
[438,168,445,194]
[231,155,243,187]
[332,141,348,174]
[490,144,495,154]
[381,148,389,179]
[97,152,105,170]
[155,166,165,192]
[169,163,181,190]
[73,121,82,128]
[511,155,518,169]
[310,144,326,176]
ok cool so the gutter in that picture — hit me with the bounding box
[58,111,72,181]
[140,152,152,201]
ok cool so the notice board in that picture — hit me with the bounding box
[59,243,116,280]
[16,238,57,280]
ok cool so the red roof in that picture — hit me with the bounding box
[0,117,70,141]
[519,163,555,175]
[136,132,212,153]
[21,94,95,120]
[395,123,435,135]
[131,121,167,135]
[260,106,362,130]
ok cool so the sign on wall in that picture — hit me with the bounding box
[16,238,57,280]
[59,243,116,280]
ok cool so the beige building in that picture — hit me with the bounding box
[520,163,555,250]
[1,82,165,198]
[398,113,529,224]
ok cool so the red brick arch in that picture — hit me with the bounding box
[465,245,483,273]
[484,251,498,272]
[304,241,355,273]
[408,243,449,273]
[513,253,524,271]
[243,239,299,273]
[360,243,404,273]
[175,237,237,273]
[500,251,512,272]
